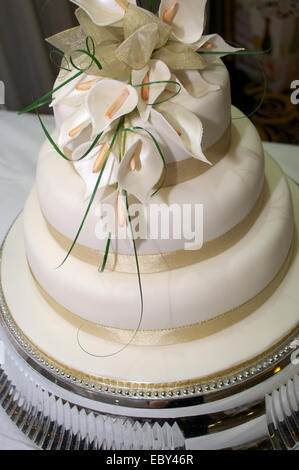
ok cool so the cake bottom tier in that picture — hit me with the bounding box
[1,174,299,388]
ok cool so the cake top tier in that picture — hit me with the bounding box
[47,0,241,206]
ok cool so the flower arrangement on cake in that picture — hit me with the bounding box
[21,0,243,272]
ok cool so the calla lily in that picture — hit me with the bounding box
[51,67,102,150]
[131,59,171,122]
[169,70,219,100]
[158,70,219,116]
[194,34,244,63]
[117,132,165,203]
[48,0,242,215]
[70,0,136,27]
[150,102,210,164]
[53,102,73,132]
[159,0,207,44]
[72,134,119,198]
[52,70,100,150]
[94,131,164,238]
[95,189,128,239]
[54,103,93,153]
[86,79,138,136]
[51,70,102,108]
[57,103,91,150]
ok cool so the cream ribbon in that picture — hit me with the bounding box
[47,179,267,274]
[31,232,295,346]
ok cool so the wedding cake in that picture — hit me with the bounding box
[1,0,299,450]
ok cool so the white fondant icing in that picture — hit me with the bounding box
[2,177,299,382]
[35,109,264,255]
[24,155,294,331]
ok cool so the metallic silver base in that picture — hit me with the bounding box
[1,317,299,450]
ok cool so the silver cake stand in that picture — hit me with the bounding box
[0,272,299,450]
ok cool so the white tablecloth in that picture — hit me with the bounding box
[0,110,298,450]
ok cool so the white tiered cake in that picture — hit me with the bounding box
[0,0,298,450]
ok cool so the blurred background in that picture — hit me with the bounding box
[0,0,298,144]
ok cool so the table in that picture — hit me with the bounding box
[0,110,298,450]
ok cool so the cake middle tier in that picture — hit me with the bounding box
[24,153,294,331]
[36,108,264,256]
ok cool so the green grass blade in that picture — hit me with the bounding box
[99,234,112,273]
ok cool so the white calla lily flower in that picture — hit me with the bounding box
[50,0,242,216]
[57,103,91,150]
[51,71,102,108]
[53,70,102,150]
[53,101,76,133]
[150,102,210,164]
[96,189,128,238]
[86,79,138,136]
[160,70,219,117]
[131,59,171,122]
[159,0,207,44]
[72,137,119,199]
[117,133,165,204]
[170,70,219,100]
[51,69,82,107]
[70,0,136,26]
[194,34,244,63]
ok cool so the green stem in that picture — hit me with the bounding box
[120,120,127,162]
[99,234,112,273]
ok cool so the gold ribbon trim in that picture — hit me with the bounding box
[31,232,295,346]
[47,180,267,274]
